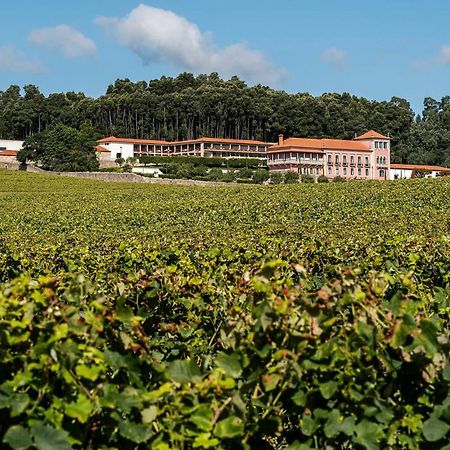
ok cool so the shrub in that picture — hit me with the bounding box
[253,169,270,184]
[237,168,253,179]
[300,174,315,183]
[317,175,329,183]
[270,172,283,184]
[208,168,224,181]
[333,175,347,182]
[284,171,299,183]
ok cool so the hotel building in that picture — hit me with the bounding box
[267,130,391,180]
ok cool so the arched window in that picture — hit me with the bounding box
[335,155,339,164]
[328,155,332,164]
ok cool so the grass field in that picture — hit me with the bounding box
[0,170,449,449]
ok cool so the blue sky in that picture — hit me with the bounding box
[1,0,450,113]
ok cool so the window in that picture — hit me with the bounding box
[336,168,339,175]
[376,156,380,164]
[351,155,355,164]
[335,155,339,164]
[351,168,354,176]
[375,142,379,149]
[380,169,385,178]
[365,168,369,176]
[365,156,369,166]
[328,155,332,164]
[328,167,332,175]
[116,153,122,159]
[343,167,347,176]
[358,156,362,165]
[383,157,387,165]
[358,168,362,176]
[343,155,347,164]
[383,142,387,149]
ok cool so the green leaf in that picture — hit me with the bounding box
[319,380,338,399]
[324,409,341,438]
[214,416,244,439]
[166,359,201,384]
[118,420,153,444]
[31,424,71,450]
[262,373,281,392]
[215,353,242,378]
[142,405,158,424]
[65,394,93,423]
[354,420,383,450]
[192,432,219,449]
[11,393,30,417]
[292,390,307,407]
[75,364,103,381]
[3,425,33,450]
[285,441,313,450]
[190,405,213,431]
[423,415,450,442]
[443,361,450,382]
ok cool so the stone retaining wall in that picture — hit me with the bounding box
[56,172,240,186]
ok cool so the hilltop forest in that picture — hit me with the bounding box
[1,72,450,166]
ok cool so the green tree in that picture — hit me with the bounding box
[18,124,99,172]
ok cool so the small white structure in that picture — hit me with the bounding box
[0,139,23,151]
[132,167,163,177]
[390,163,450,179]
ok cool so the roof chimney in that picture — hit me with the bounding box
[278,134,284,146]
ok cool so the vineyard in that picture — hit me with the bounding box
[0,169,449,450]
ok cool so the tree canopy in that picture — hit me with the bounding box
[17,124,99,172]
[2,72,450,166]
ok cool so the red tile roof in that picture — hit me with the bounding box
[391,163,450,172]
[354,130,390,140]
[268,137,371,152]
[0,150,18,157]
[98,136,273,146]
[175,137,272,146]
[98,136,168,145]
[95,145,110,153]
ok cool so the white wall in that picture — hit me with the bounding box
[0,140,23,151]
[390,169,440,179]
[101,142,134,160]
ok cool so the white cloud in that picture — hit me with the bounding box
[28,25,96,58]
[415,44,450,68]
[96,4,285,84]
[321,47,346,69]
[436,44,450,65]
[0,45,45,72]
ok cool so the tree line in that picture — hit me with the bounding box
[1,72,450,166]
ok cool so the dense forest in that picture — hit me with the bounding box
[1,72,450,166]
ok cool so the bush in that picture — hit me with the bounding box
[115,157,125,167]
[333,175,347,182]
[237,168,253,179]
[207,168,224,181]
[284,171,299,184]
[253,169,270,184]
[317,175,329,183]
[270,172,283,184]
[300,174,315,183]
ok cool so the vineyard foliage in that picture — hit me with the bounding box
[0,169,449,449]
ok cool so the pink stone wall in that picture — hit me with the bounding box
[324,150,372,179]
